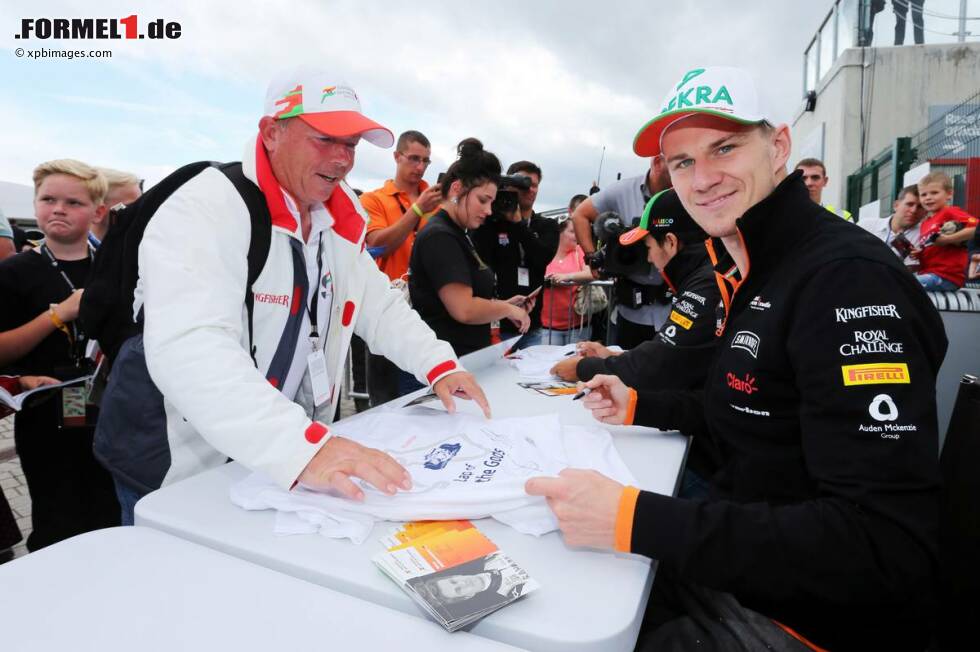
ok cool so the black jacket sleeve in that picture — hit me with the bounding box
[629,260,942,614]
[511,216,558,269]
[577,309,717,389]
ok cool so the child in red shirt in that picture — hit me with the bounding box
[913,171,978,290]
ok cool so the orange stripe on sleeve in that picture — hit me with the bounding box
[624,388,638,425]
[614,485,641,553]
[772,621,830,652]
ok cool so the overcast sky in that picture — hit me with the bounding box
[0,0,833,212]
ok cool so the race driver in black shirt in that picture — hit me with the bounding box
[527,66,944,652]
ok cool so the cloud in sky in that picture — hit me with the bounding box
[0,0,833,211]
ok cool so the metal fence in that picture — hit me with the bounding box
[342,279,616,406]
[847,86,980,219]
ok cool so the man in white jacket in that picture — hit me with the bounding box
[126,69,488,520]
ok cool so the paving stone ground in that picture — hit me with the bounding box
[0,414,29,560]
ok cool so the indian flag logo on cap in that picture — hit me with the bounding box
[321,85,337,101]
[273,84,304,120]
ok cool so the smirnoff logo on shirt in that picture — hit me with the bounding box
[730,330,760,358]
[834,304,901,323]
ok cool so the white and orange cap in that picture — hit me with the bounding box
[264,68,394,148]
[633,66,771,158]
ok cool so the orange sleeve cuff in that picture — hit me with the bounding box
[614,485,641,553]
[624,388,638,426]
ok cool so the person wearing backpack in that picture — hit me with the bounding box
[90,69,490,524]
[0,159,120,550]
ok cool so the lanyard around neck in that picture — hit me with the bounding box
[307,231,327,348]
[41,243,93,293]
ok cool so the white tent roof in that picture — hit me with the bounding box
[0,179,35,223]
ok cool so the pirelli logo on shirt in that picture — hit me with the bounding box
[669,310,693,330]
[841,362,910,387]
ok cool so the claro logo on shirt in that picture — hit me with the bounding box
[726,372,758,394]
[841,362,910,386]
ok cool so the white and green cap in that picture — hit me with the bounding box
[633,66,770,157]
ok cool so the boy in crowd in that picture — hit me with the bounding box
[0,159,120,550]
[912,171,978,290]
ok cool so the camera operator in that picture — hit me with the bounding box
[471,161,559,345]
[572,156,671,349]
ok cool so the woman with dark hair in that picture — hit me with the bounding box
[410,139,531,357]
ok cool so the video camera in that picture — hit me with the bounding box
[588,211,650,277]
[491,173,532,218]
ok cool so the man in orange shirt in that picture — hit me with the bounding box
[360,130,442,404]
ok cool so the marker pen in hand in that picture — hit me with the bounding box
[571,387,592,401]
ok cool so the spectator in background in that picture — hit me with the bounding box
[568,193,587,216]
[0,209,15,260]
[360,130,443,404]
[472,160,558,346]
[0,159,120,551]
[795,157,853,221]
[91,167,142,245]
[539,218,593,345]
[860,185,924,271]
[893,0,925,45]
[551,188,716,389]
[572,155,672,350]
[912,171,979,290]
[410,138,531,357]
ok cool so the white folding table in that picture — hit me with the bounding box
[135,341,689,651]
[0,526,524,651]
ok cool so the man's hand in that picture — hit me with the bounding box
[298,434,411,500]
[433,370,492,418]
[525,468,623,550]
[415,184,443,214]
[577,341,615,359]
[55,289,84,322]
[550,355,581,382]
[581,374,632,425]
[19,375,60,391]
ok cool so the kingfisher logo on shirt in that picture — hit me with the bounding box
[254,292,291,307]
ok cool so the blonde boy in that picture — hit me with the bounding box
[913,171,978,290]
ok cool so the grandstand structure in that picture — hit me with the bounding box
[791,0,980,216]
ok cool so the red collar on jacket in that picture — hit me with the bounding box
[253,135,365,245]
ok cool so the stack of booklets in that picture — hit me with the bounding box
[373,520,540,631]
